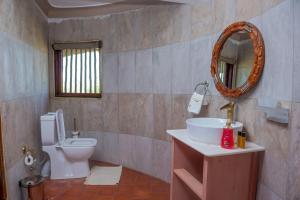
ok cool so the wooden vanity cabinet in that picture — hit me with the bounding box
[168,130,264,200]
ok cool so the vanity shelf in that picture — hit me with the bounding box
[173,168,203,199]
[167,129,264,200]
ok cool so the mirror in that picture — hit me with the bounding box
[218,31,254,88]
[211,22,265,98]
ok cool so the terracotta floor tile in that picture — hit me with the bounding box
[100,187,116,195]
[44,162,170,200]
[117,185,152,199]
[151,183,170,194]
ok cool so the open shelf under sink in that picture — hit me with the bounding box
[174,168,203,199]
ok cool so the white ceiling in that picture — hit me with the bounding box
[48,0,125,8]
[48,0,204,9]
[36,0,208,18]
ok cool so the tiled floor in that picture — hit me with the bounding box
[44,162,170,200]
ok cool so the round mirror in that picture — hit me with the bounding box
[211,22,265,98]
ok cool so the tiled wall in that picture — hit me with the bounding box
[287,0,300,199]
[49,0,299,199]
[87,131,171,182]
[0,0,49,199]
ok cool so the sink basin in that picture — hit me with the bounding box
[186,118,243,145]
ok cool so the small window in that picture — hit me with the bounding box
[53,41,102,98]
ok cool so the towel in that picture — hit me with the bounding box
[188,92,204,114]
[84,166,122,185]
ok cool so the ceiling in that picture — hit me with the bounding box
[34,0,179,18]
[35,0,205,18]
[48,0,125,8]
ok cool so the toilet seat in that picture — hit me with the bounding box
[62,138,97,148]
[55,109,97,148]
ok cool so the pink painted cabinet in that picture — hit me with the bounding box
[170,137,263,200]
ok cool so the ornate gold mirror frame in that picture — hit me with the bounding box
[211,21,265,98]
[0,115,7,200]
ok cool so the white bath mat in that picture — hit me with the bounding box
[84,165,122,185]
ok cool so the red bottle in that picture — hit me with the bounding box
[221,122,234,149]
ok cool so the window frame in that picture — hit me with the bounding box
[53,41,103,98]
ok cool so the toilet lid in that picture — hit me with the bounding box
[55,109,66,145]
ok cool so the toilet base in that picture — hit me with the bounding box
[43,146,91,180]
[51,161,90,180]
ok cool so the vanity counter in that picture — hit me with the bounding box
[167,129,264,157]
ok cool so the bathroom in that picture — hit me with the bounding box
[0,0,299,199]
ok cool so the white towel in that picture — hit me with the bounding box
[188,92,204,114]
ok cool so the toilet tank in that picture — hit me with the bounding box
[41,113,58,146]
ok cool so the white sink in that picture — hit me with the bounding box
[186,118,243,145]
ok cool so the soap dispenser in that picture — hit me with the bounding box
[220,102,235,149]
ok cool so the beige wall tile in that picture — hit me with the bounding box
[171,5,191,43]
[190,36,212,90]
[102,15,120,54]
[135,8,153,50]
[2,95,47,170]
[152,139,171,182]
[136,94,154,138]
[152,45,172,94]
[171,94,190,129]
[81,99,104,131]
[118,51,136,93]
[257,183,282,200]
[153,94,172,140]
[119,132,136,169]
[150,5,174,48]
[0,0,48,52]
[263,0,285,12]
[293,0,300,103]
[101,132,120,164]
[236,98,257,141]
[103,53,119,93]
[235,0,262,21]
[118,93,137,134]
[135,48,153,93]
[213,0,236,33]
[260,0,293,101]
[254,110,289,199]
[117,11,137,52]
[2,101,19,169]
[287,102,300,199]
[171,42,192,94]
[103,94,119,132]
[134,136,153,175]
[191,2,213,39]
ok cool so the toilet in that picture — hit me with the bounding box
[41,109,97,180]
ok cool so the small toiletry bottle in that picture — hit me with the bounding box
[238,131,242,148]
[238,131,246,149]
[221,121,234,149]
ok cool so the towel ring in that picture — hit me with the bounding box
[194,81,209,96]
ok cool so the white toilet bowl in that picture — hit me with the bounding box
[41,110,97,180]
[63,138,97,161]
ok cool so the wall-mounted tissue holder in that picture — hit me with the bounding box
[21,145,36,169]
[258,99,289,124]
